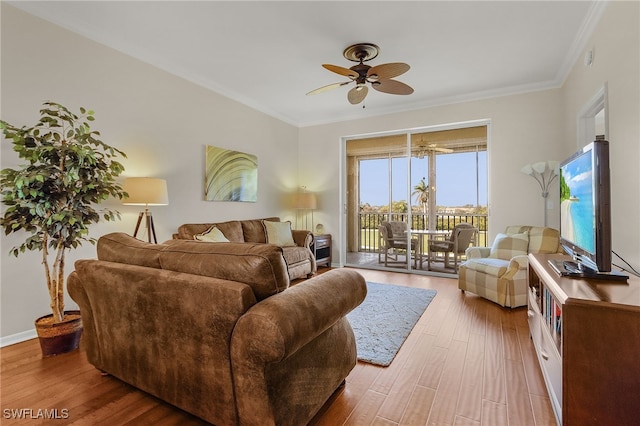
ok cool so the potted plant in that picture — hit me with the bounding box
[0,102,128,356]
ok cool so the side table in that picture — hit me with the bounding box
[313,234,332,268]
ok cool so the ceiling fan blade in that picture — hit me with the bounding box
[347,85,368,104]
[432,146,454,153]
[372,79,414,95]
[323,64,359,79]
[306,81,351,96]
[367,62,410,80]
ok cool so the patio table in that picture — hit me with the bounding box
[408,229,449,269]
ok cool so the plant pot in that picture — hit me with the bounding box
[35,310,82,357]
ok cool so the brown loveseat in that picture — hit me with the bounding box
[174,217,316,280]
[68,233,366,426]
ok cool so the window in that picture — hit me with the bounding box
[345,123,489,271]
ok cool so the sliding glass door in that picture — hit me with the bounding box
[356,153,412,270]
[345,123,488,273]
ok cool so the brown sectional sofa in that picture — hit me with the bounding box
[174,217,316,280]
[68,232,366,426]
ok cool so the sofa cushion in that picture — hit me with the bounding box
[264,220,296,247]
[281,246,311,266]
[194,226,230,243]
[97,232,164,269]
[504,225,531,235]
[178,218,282,243]
[528,227,560,254]
[463,257,509,277]
[242,217,278,243]
[160,239,290,300]
[212,221,245,242]
[489,232,529,260]
[177,221,244,242]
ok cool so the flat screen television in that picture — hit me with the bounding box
[559,140,611,272]
[557,140,626,280]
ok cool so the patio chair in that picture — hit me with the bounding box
[427,222,478,272]
[378,221,418,268]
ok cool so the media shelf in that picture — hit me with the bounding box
[527,253,640,425]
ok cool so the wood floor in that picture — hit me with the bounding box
[0,267,555,425]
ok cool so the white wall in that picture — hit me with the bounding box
[559,1,640,273]
[0,6,299,338]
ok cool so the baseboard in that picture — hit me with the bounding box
[0,329,37,348]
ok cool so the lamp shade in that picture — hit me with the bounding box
[520,164,534,176]
[295,192,317,209]
[521,160,559,178]
[531,161,547,174]
[122,177,169,206]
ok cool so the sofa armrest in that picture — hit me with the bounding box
[466,246,491,259]
[499,254,530,282]
[509,254,529,270]
[231,268,366,425]
[291,229,313,249]
[231,268,366,364]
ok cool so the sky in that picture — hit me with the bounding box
[359,152,487,207]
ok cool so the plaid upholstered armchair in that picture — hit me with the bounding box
[458,226,561,308]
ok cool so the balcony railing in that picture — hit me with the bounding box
[357,212,488,253]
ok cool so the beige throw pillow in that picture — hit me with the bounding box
[194,226,230,243]
[264,220,296,247]
[488,232,529,260]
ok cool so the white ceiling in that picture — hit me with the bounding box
[9,1,605,127]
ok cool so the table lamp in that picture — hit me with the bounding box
[294,188,317,231]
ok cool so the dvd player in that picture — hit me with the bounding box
[548,259,628,282]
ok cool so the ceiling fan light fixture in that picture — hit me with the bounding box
[307,42,413,104]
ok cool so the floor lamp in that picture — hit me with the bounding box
[521,161,558,227]
[123,177,169,243]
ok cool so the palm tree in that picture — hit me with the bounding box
[412,178,429,229]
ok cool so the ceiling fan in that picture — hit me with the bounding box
[306,43,414,105]
[414,144,453,159]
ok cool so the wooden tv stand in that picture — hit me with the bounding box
[527,253,640,425]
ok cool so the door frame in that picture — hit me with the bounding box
[339,118,492,272]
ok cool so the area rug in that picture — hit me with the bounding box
[347,282,437,367]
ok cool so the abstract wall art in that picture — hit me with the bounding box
[205,145,257,202]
